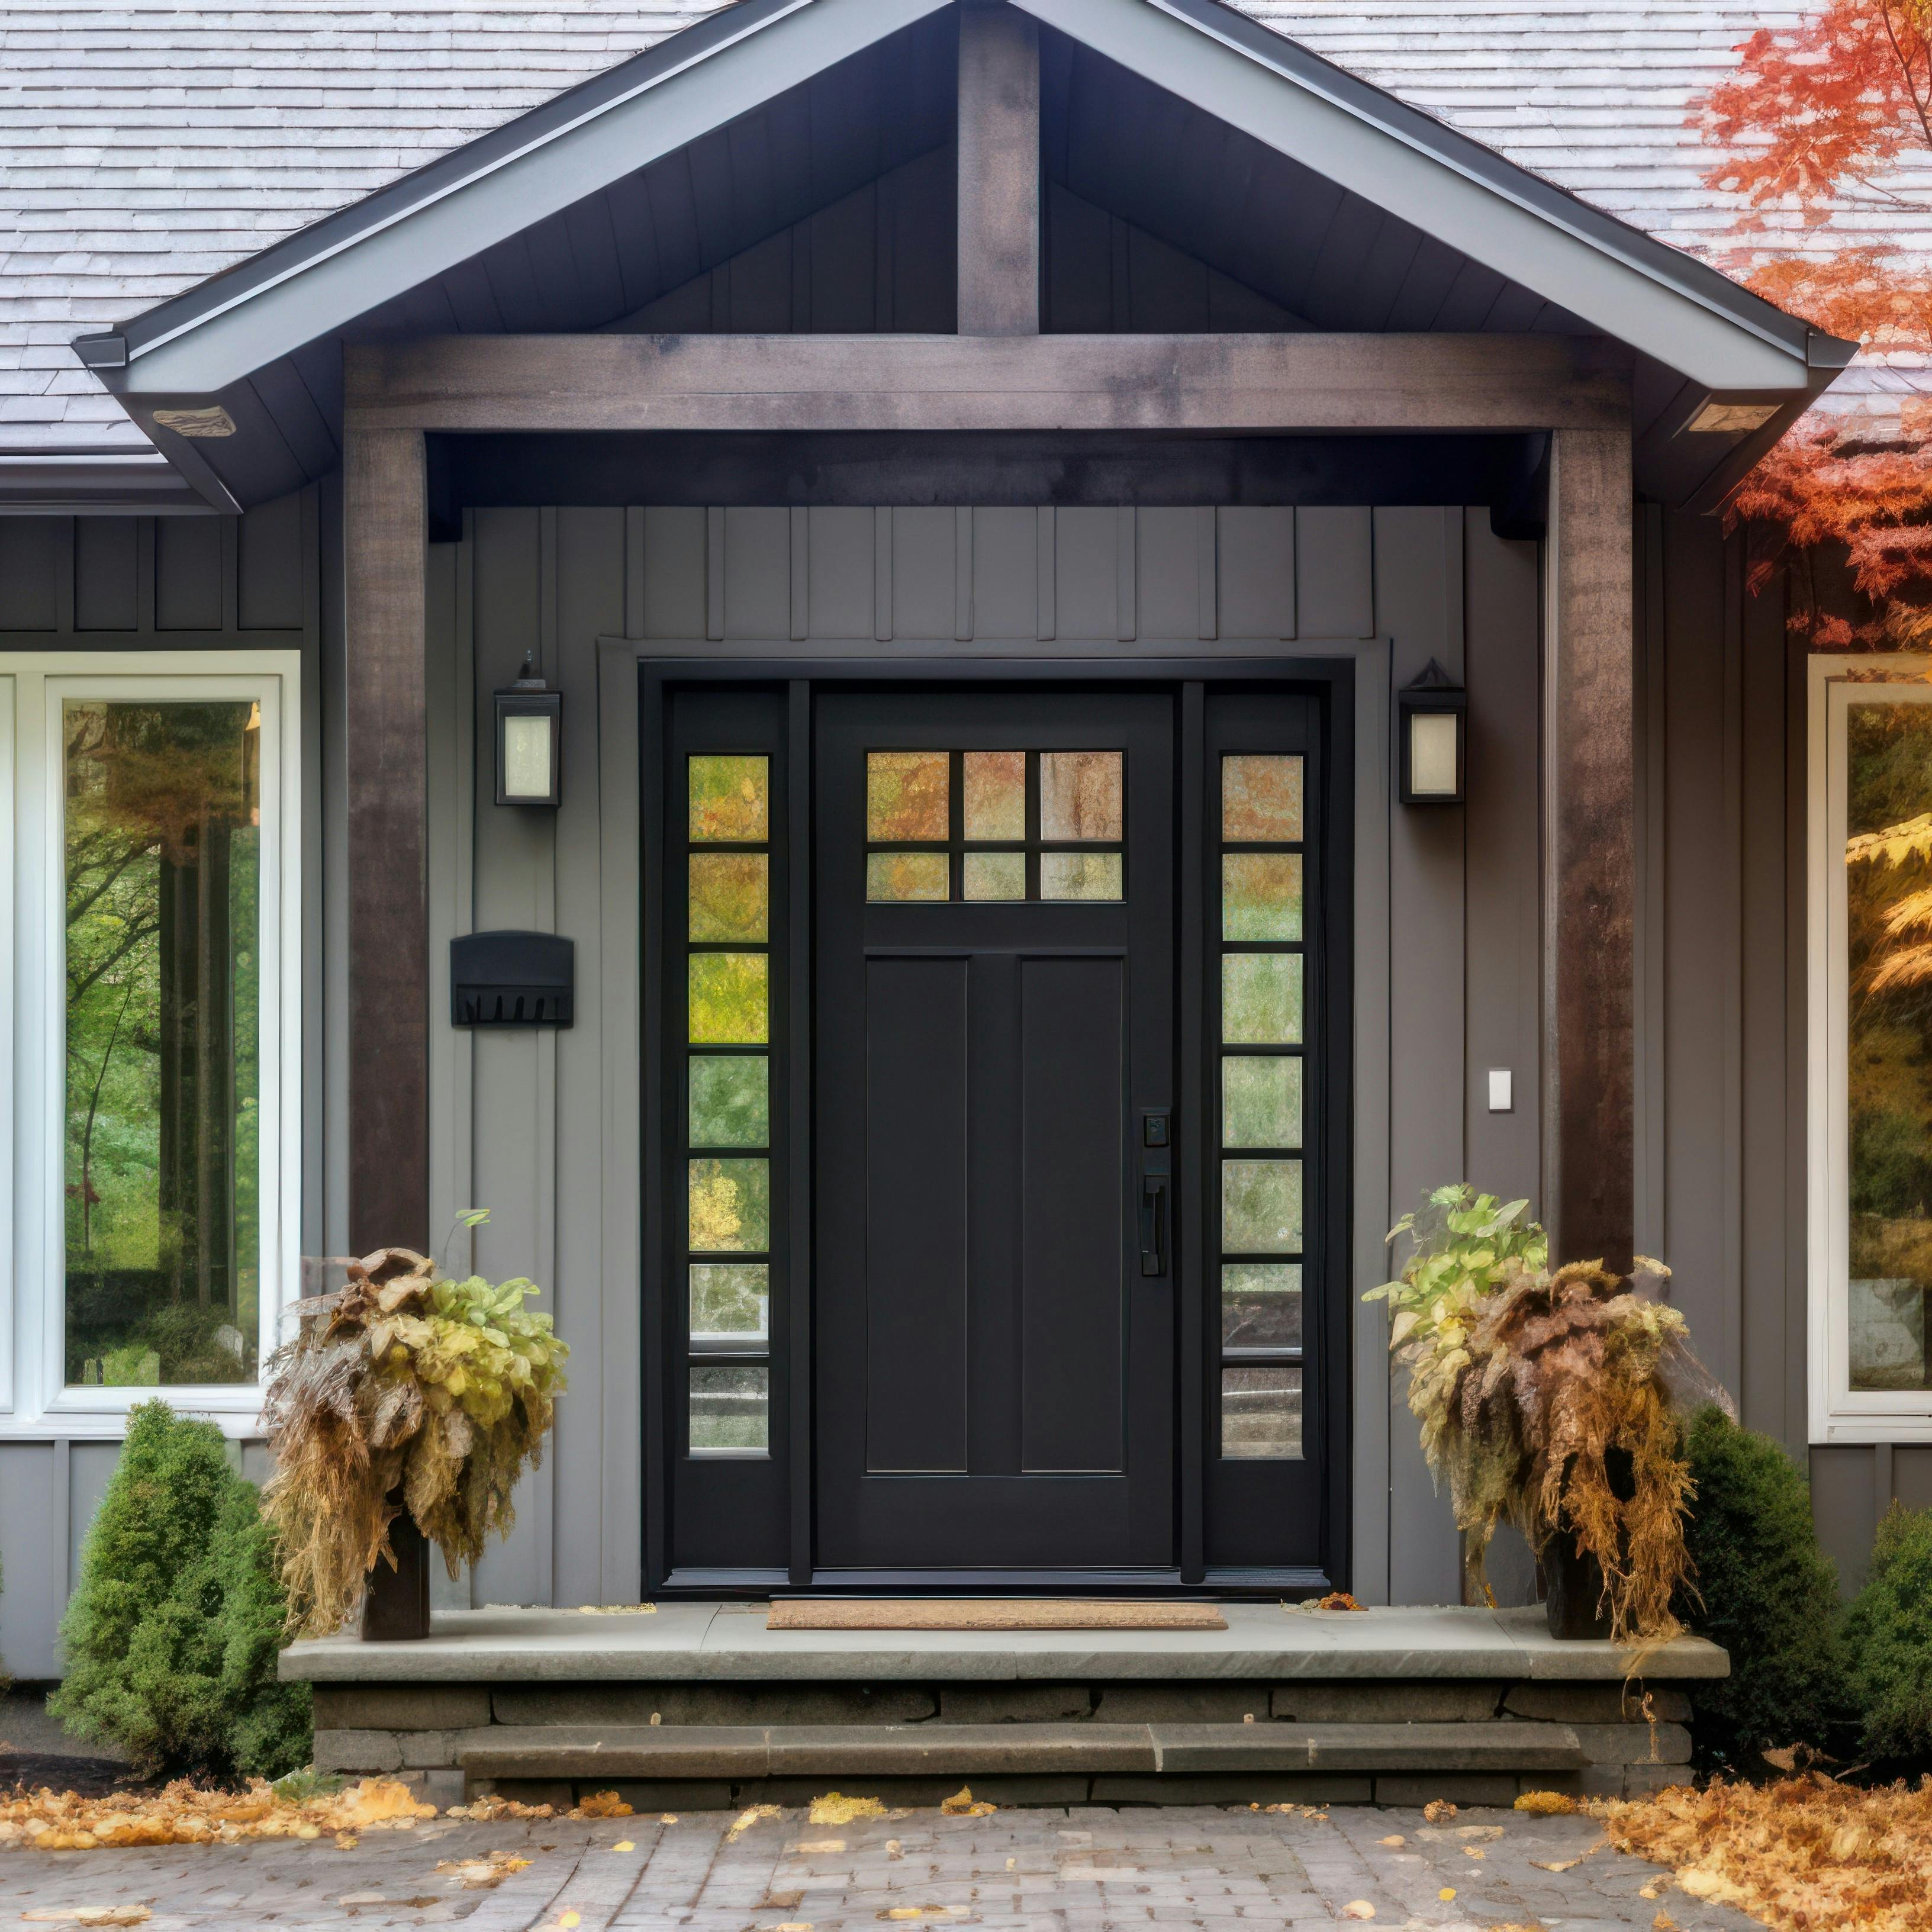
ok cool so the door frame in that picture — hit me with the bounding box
[632,654,1357,1598]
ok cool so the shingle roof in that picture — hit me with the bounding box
[0,0,1914,459]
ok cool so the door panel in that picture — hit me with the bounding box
[814,689,1175,1572]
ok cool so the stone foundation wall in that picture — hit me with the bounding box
[310,1677,1699,1810]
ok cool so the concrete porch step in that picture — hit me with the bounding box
[456,1719,1589,1782]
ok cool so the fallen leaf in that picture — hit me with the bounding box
[660,1814,680,1824]
[1638,1881,1662,1899]
[1529,1857,1581,1873]
[0,1778,433,1852]
[727,1804,783,1841]
[1422,1799,1457,1823]
[773,1924,814,1931]
[1340,1905,1376,1922]
[796,1839,847,1853]
[1652,1915,1677,1931]
[559,1915,582,1931]
[939,1785,994,1817]
[810,1792,888,1825]
[1514,1791,1579,1816]
[1313,1592,1367,1611]
[334,1831,359,1849]
[436,1852,532,1891]
[887,1839,904,1860]
[1376,1834,1405,1847]
[1438,1888,1457,1902]
[21,1913,151,1928]
[576,1791,632,1818]
[1462,1845,1486,1859]
[612,1840,635,1853]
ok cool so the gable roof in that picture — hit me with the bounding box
[0,0,1859,507]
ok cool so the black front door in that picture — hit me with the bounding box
[813,690,1176,1572]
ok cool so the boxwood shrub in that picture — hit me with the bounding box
[1841,1502,1932,1763]
[50,1399,310,1779]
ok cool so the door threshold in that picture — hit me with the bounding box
[801,1569,1189,1593]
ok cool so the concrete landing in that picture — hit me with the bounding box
[282,1601,1729,1683]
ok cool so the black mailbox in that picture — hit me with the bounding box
[450,931,574,1028]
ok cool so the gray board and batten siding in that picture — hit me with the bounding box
[0,490,325,1680]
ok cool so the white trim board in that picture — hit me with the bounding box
[1807,652,1932,1444]
[0,651,302,1440]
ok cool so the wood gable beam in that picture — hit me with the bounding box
[345,333,1632,433]
[957,0,1041,336]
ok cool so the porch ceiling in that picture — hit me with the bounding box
[76,0,1851,513]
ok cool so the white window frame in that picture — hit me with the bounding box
[1,652,301,1437]
[1809,652,1932,1442]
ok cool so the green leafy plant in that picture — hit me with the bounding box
[262,1242,568,1638]
[1674,1405,1846,1767]
[1369,1184,1707,1644]
[1841,1502,1932,1761]
[50,1399,310,1779]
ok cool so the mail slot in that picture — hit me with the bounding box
[450,930,574,1027]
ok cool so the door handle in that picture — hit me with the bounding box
[1139,1176,1168,1278]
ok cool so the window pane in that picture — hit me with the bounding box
[689,1157,771,1252]
[689,754,768,843]
[1222,1159,1302,1253]
[1223,754,1303,842]
[691,1365,769,1453]
[867,852,950,901]
[690,1055,769,1148]
[1222,1056,1301,1149]
[1222,1263,1303,1350]
[1041,851,1122,901]
[1846,700,1932,1393]
[964,751,1026,840]
[963,851,1026,901]
[1222,953,1303,1043]
[1223,852,1303,942]
[1040,751,1123,841]
[691,1262,769,1344]
[1222,1365,1303,1459]
[64,699,262,1388]
[688,851,769,943]
[689,953,768,1044]
[867,751,949,841]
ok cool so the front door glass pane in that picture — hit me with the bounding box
[690,1055,769,1148]
[1222,953,1303,1043]
[963,751,1026,839]
[1222,754,1303,842]
[1222,1159,1302,1253]
[689,953,769,1043]
[1222,1056,1301,1149]
[1221,1263,1302,1349]
[689,754,769,842]
[867,751,949,840]
[690,1364,769,1451]
[1040,751,1123,841]
[689,1157,771,1252]
[690,1261,769,1343]
[867,851,950,902]
[963,851,1026,900]
[1221,1364,1302,1458]
[1222,852,1303,941]
[63,699,262,1388]
[1041,851,1123,901]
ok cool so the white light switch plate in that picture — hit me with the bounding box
[1487,1069,1513,1113]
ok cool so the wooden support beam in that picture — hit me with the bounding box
[346,333,1631,434]
[958,0,1041,335]
[343,426,430,1252]
[1544,426,1635,1271]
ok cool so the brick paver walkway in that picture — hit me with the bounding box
[0,1803,1759,1930]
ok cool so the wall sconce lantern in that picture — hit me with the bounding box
[495,653,562,807]
[1398,658,1467,806]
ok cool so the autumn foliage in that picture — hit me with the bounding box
[1696,0,1932,643]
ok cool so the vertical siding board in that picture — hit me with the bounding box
[642,507,706,640]
[1740,532,1791,1437]
[1134,508,1196,642]
[238,490,305,630]
[552,508,626,1606]
[1216,507,1295,640]
[66,1442,121,1602]
[0,519,61,630]
[954,506,974,642]
[468,508,552,1609]
[0,1446,59,1677]
[1115,505,1136,642]
[1054,507,1116,640]
[155,517,223,630]
[873,508,893,642]
[73,520,138,632]
[1377,506,1466,1605]
[723,507,790,641]
[1634,506,1668,1264]
[1295,508,1374,638]
[1811,1444,1879,1589]
[1783,617,1809,1450]
[788,507,810,640]
[1036,506,1055,642]
[969,507,1038,640]
[806,507,875,641]
[890,507,954,640]
[1661,512,1735,1398]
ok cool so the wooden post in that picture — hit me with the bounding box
[343,427,430,1256]
[1544,426,1635,1271]
[957,0,1039,336]
[345,426,430,1640]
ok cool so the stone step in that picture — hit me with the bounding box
[456,1719,1588,1783]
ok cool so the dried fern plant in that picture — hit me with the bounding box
[1371,1185,1722,1645]
[261,1247,567,1638]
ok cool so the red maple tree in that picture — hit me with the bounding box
[1696,0,1932,644]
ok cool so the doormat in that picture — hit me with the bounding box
[765,1599,1228,1631]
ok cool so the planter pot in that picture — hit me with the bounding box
[361,1502,432,1641]
[1542,1530,1614,1640]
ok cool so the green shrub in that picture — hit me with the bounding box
[50,1399,310,1779]
[1675,1405,1845,1766]
[1841,1502,1932,1762]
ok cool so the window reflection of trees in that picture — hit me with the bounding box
[63,700,260,1388]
